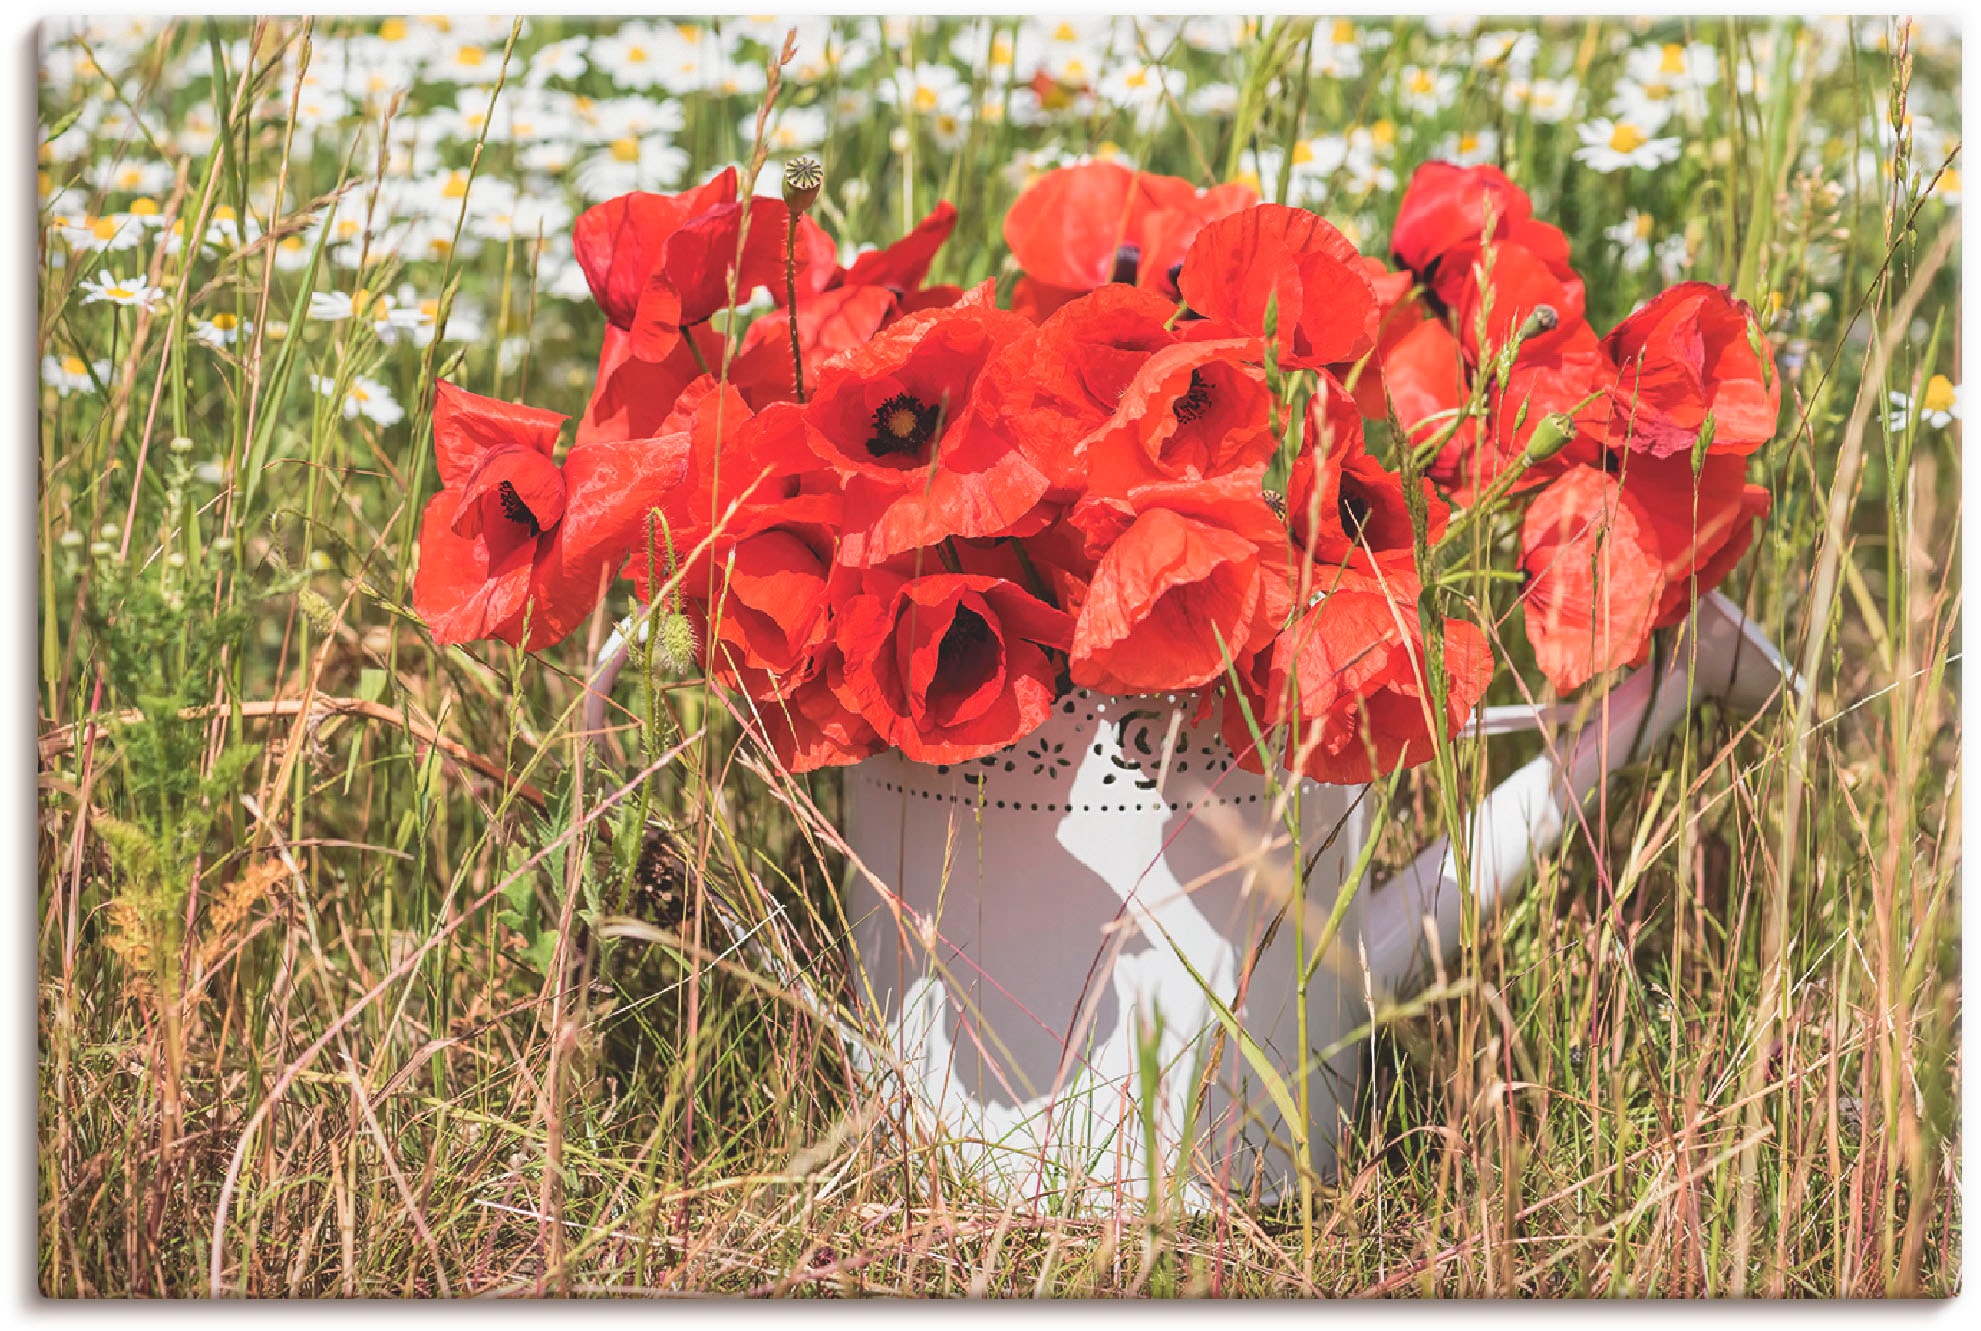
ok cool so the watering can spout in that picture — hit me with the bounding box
[1360,592,1804,998]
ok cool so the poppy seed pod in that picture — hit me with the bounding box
[782,156,823,215]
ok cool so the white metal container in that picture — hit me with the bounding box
[837,592,1801,1210]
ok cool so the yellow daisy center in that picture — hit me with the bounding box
[1608,123,1647,153]
[1923,374,1957,413]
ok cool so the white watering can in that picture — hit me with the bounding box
[586,590,1799,1212]
[836,591,1799,1209]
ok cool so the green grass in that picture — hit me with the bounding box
[36,14,1959,1296]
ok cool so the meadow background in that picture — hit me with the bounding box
[34,12,1961,1297]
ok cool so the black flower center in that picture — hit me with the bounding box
[1172,370,1213,425]
[1110,243,1142,286]
[867,391,942,460]
[937,605,994,676]
[1338,490,1372,542]
[498,480,542,537]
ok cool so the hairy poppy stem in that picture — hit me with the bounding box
[784,214,805,403]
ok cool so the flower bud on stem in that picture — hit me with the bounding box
[782,156,823,404]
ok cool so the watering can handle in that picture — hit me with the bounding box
[1359,592,1805,997]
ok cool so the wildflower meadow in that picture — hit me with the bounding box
[33,12,1963,1298]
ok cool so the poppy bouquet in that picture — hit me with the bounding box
[411,155,1776,787]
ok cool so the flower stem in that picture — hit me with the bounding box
[784,214,806,403]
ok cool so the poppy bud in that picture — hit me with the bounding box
[655,610,699,676]
[781,155,824,216]
[1522,411,1577,463]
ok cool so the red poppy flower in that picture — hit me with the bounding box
[978,284,1183,499]
[572,171,740,329]
[1003,161,1256,317]
[1382,318,1481,491]
[1390,161,1573,301]
[834,569,1073,763]
[1449,238,1588,363]
[1518,465,1665,693]
[1467,324,1616,498]
[1177,204,1380,369]
[1080,339,1276,497]
[1621,451,1773,629]
[413,381,690,651]
[747,644,885,773]
[610,378,800,576]
[1069,473,1292,696]
[627,195,838,360]
[801,295,1050,566]
[840,200,960,293]
[1603,282,1781,459]
[1223,576,1494,785]
[726,284,901,410]
[643,490,843,703]
[1286,374,1447,574]
[575,322,726,447]
[1335,260,1429,418]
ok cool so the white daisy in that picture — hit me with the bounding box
[1625,41,1719,91]
[1573,117,1682,173]
[878,63,970,117]
[1604,209,1656,271]
[588,22,672,91]
[750,105,830,154]
[1438,128,1501,168]
[1888,374,1961,431]
[525,34,590,86]
[87,158,176,196]
[427,37,512,85]
[1397,65,1461,116]
[41,352,108,395]
[191,311,250,348]
[78,270,165,310]
[312,373,404,427]
[58,213,146,253]
[573,137,691,200]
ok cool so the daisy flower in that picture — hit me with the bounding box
[1397,65,1461,116]
[1439,128,1501,168]
[87,158,176,196]
[312,373,404,428]
[1604,209,1656,271]
[525,34,589,86]
[41,352,108,395]
[1888,374,1962,431]
[1096,62,1186,132]
[878,63,970,117]
[1626,41,1719,91]
[1607,78,1684,131]
[1573,117,1682,172]
[58,214,146,253]
[588,22,672,91]
[427,38,511,85]
[1525,76,1581,124]
[79,270,165,310]
[191,311,249,348]
[1474,30,1539,73]
[573,136,691,201]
